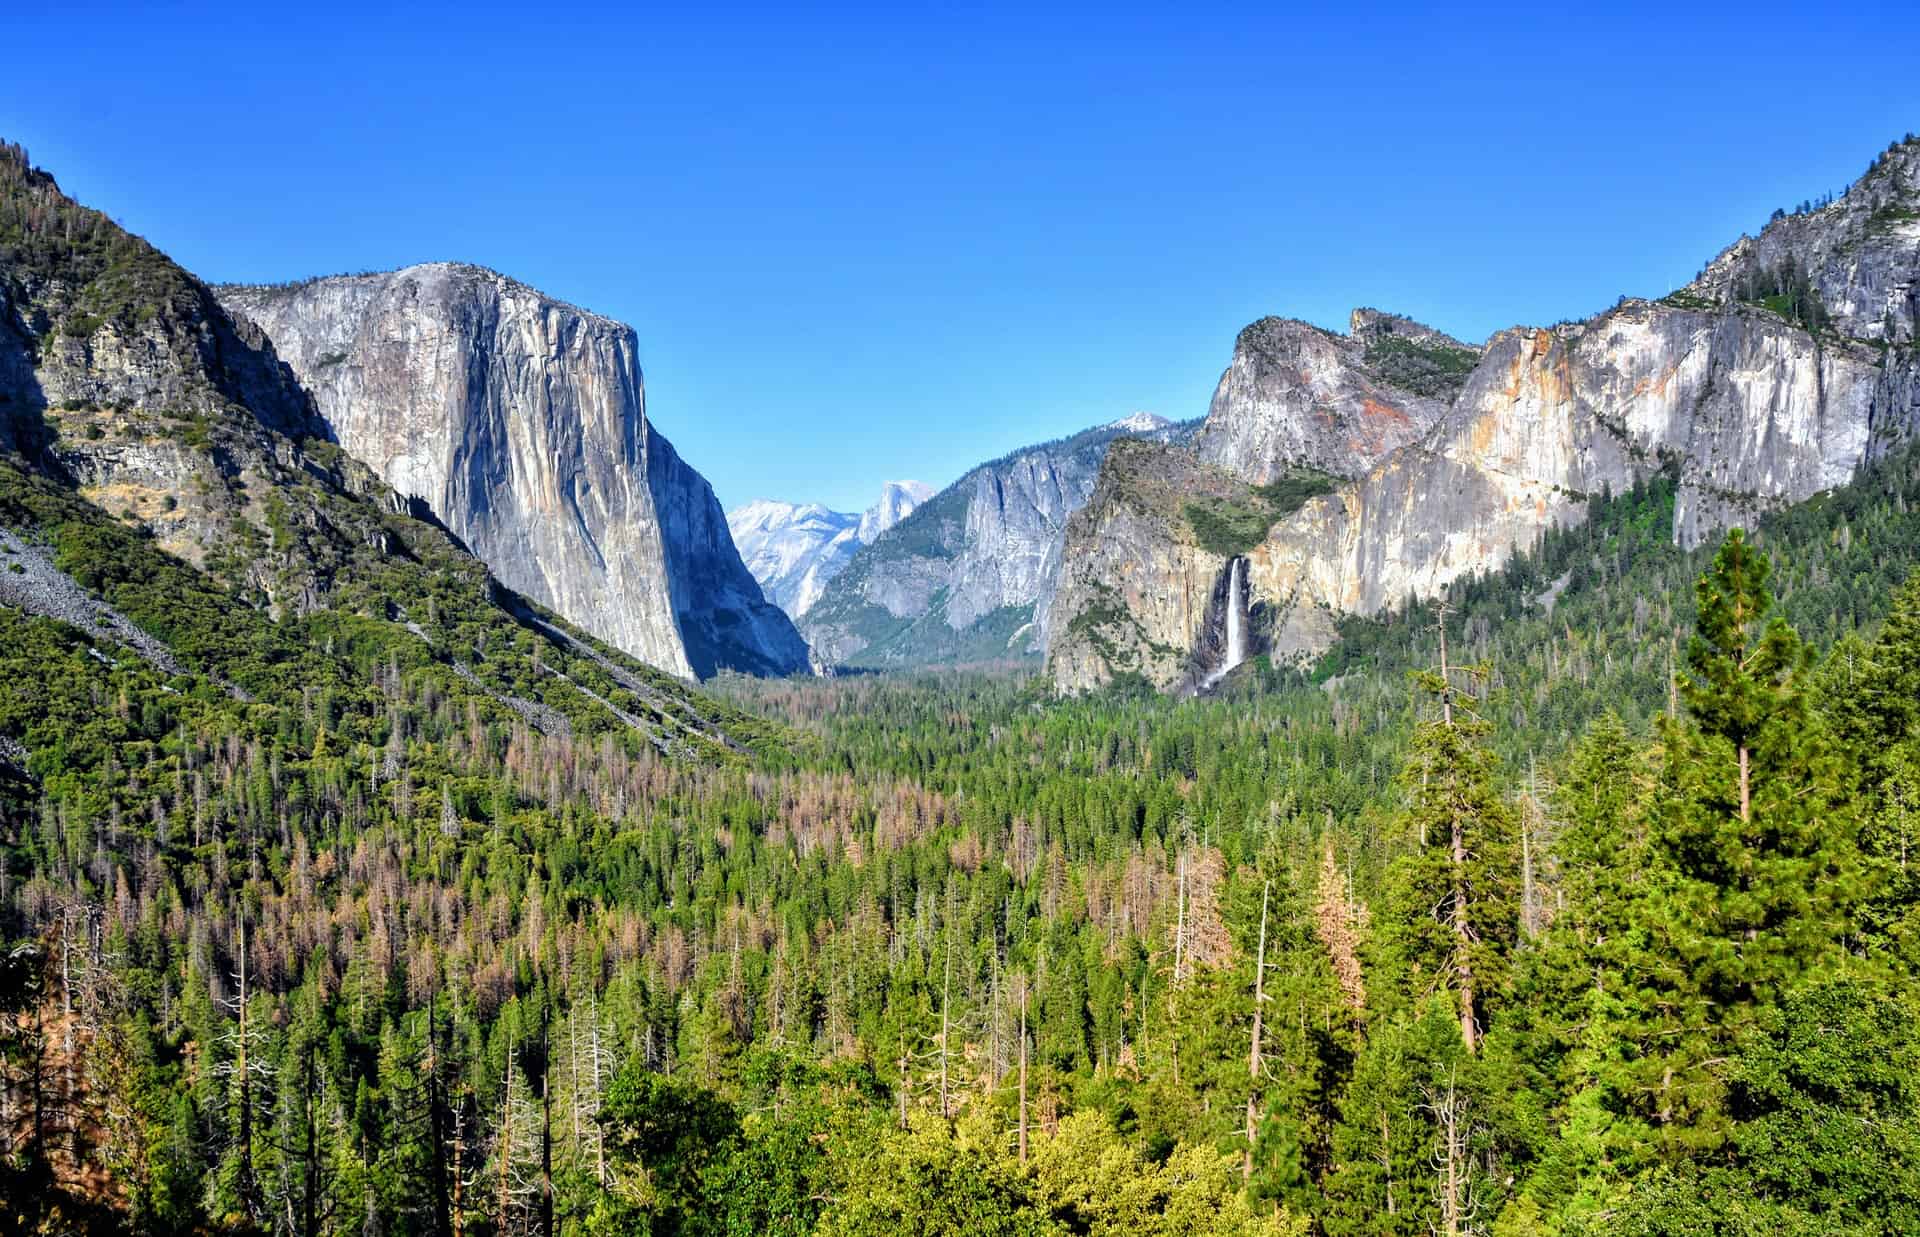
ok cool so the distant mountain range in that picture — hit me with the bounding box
[726,480,934,621]
[795,414,1194,668]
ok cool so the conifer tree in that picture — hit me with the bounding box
[1381,628,1519,1051]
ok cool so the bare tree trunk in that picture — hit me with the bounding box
[1520,756,1540,940]
[1244,879,1269,1183]
[1173,853,1188,984]
[1431,1071,1468,1237]
[453,1095,467,1237]
[499,1048,514,1232]
[1018,984,1029,1165]
[1378,1109,1395,1216]
[428,997,452,1237]
[939,934,951,1120]
[587,988,606,1189]
[896,1029,908,1131]
[1453,809,1478,1054]
[541,1009,554,1237]
[232,918,260,1220]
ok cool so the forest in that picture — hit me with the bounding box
[5,433,1920,1235]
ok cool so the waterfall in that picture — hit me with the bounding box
[1201,556,1249,690]
[1224,556,1247,669]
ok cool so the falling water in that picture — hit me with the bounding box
[1202,556,1249,690]
[1224,556,1247,668]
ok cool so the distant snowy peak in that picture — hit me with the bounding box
[728,480,934,621]
[1107,411,1172,433]
[859,479,936,543]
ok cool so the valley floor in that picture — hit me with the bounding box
[7,446,1920,1234]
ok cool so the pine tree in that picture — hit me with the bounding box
[1380,627,1520,1051]
[1629,531,1863,1150]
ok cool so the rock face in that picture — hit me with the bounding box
[801,415,1191,667]
[1049,136,1920,693]
[1193,312,1465,483]
[219,264,808,679]
[859,480,933,544]
[727,480,932,620]
[0,141,776,757]
[0,140,393,618]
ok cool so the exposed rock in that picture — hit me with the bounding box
[219,264,808,679]
[1687,137,1920,344]
[0,527,184,676]
[1047,439,1338,693]
[728,480,932,620]
[801,415,1190,667]
[1049,135,1920,693]
[858,479,934,543]
[0,140,777,757]
[1192,313,1463,484]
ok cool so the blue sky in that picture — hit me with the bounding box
[7,4,1917,511]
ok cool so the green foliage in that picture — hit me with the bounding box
[1736,255,1831,335]
[1362,333,1481,399]
[1185,469,1336,556]
[13,191,1920,1230]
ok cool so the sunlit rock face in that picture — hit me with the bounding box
[1194,310,1465,483]
[220,264,809,679]
[727,481,933,621]
[1049,138,1920,693]
[799,415,1191,668]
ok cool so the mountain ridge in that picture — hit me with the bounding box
[1047,134,1920,694]
[799,413,1195,667]
[726,479,933,620]
[0,139,772,756]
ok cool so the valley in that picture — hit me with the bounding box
[1,108,1918,1237]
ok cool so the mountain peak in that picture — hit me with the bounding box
[1107,411,1172,433]
[859,480,935,543]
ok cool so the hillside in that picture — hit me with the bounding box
[801,415,1194,667]
[0,141,780,757]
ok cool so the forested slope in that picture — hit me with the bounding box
[5,134,1920,1234]
[6,397,1920,1232]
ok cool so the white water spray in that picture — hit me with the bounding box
[1202,556,1249,690]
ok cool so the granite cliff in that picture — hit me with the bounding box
[1192,309,1467,483]
[219,265,808,679]
[1049,135,1920,693]
[0,140,761,754]
[801,414,1190,667]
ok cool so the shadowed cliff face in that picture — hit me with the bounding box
[219,264,808,679]
[1048,137,1920,694]
[799,416,1190,669]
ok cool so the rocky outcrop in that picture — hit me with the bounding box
[1047,439,1337,693]
[219,264,808,679]
[727,480,932,620]
[1687,137,1920,345]
[858,480,933,544]
[1049,135,1920,693]
[0,141,403,617]
[801,415,1190,667]
[1192,312,1466,484]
